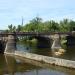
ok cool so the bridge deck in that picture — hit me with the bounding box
[0,32,73,35]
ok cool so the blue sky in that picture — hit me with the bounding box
[0,0,75,29]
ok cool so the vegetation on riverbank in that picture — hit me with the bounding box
[6,17,75,33]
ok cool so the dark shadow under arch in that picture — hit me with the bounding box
[0,40,5,53]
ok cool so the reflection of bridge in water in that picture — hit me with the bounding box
[0,32,75,53]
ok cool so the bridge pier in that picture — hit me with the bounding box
[4,35,16,54]
[51,34,66,55]
[51,34,61,50]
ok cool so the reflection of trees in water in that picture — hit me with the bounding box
[64,46,75,60]
[17,41,75,61]
[17,40,52,56]
[0,54,75,75]
[4,55,41,75]
[27,41,51,56]
[5,55,75,75]
[54,46,75,60]
[0,54,7,75]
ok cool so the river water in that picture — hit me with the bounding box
[0,54,75,75]
[16,41,75,61]
[0,41,75,75]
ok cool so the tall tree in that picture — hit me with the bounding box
[30,17,42,32]
[59,19,70,32]
[16,25,22,32]
[8,24,13,32]
[12,26,16,32]
[69,20,75,31]
[48,20,59,32]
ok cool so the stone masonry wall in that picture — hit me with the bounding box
[15,51,75,69]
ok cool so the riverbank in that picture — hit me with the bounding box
[5,51,75,69]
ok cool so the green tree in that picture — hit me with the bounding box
[8,24,13,32]
[69,20,75,31]
[59,19,70,32]
[48,20,59,32]
[7,18,75,33]
[16,25,22,32]
[12,26,16,32]
[30,17,42,32]
[23,17,42,32]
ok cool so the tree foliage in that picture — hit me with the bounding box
[7,17,75,32]
[8,24,16,32]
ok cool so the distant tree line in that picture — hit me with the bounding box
[6,17,75,32]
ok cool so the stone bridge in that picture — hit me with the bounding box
[0,31,75,54]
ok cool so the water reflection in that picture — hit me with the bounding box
[16,41,75,61]
[16,41,52,56]
[0,54,75,75]
[64,46,75,60]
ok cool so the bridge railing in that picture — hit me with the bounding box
[0,31,73,36]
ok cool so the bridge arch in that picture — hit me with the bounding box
[0,40,5,53]
[28,35,52,48]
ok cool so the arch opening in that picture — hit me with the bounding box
[0,40,5,53]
